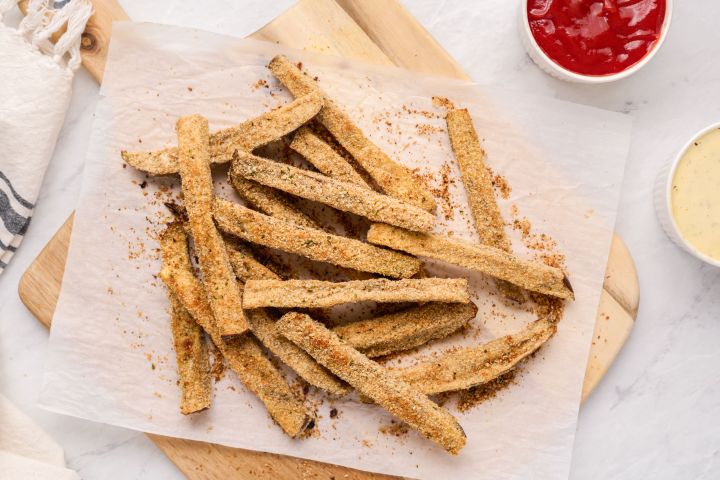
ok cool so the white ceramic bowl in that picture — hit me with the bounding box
[654,122,720,268]
[519,0,673,84]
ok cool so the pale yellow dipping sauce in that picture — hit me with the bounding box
[671,127,720,261]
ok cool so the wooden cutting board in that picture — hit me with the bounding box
[17,0,639,478]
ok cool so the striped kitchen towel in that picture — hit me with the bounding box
[0,0,91,274]
[0,173,33,269]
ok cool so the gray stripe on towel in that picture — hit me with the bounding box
[0,170,34,209]
[0,189,30,235]
[0,238,17,252]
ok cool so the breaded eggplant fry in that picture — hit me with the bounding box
[232,151,435,232]
[395,319,556,395]
[290,127,370,187]
[447,109,509,250]
[229,169,321,230]
[446,108,524,301]
[225,242,279,281]
[159,222,194,272]
[160,224,212,414]
[246,309,349,395]
[173,219,345,393]
[277,313,466,454]
[213,199,420,278]
[227,246,349,394]
[268,55,436,212]
[177,114,248,336]
[167,292,212,414]
[121,92,323,175]
[158,228,311,436]
[166,202,286,282]
[367,223,574,300]
[333,302,477,358]
[167,291,212,414]
[221,333,313,435]
[220,335,311,437]
[242,278,470,309]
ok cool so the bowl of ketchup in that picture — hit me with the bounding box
[521,0,672,83]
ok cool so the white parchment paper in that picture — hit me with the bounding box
[40,22,632,480]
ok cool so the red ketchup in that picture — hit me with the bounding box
[527,0,666,76]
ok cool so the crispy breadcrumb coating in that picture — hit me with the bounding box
[231,151,435,232]
[277,312,466,454]
[228,171,321,230]
[176,114,248,336]
[268,55,435,212]
[290,126,370,187]
[367,223,574,300]
[333,302,477,358]
[242,278,470,309]
[213,199,420,279]
[121,92,323,175]
[395,319,556,394]
[160,224,212,415]
[446,108,525,302]
[158,228,311,436]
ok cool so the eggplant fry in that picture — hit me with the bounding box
[166,202,285,282]
[121,92,323,175]
[213,198,420,279]
[290,127,370,187]
[246,309,349,395]
[367,223,574,300]
[229,170,321,230]
[446,109,509,251]
[158,225,311,437]
[242,278,470,309]
[333,302,477,358]
[277,312,466,454]
[167,291,212,415]
[268,55,436,212]
[226,245,349,395]
[225,242,279,282]
[161,225,212,414]
[395,319,556,395]
[176,114,248,336]
[446,108,524,301]
[232,151,435,232]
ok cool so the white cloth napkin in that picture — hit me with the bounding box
[0,0,90,274]
[0,394,80,479]
[0,452,80,480]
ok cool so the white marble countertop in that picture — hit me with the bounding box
[1,1,718,478]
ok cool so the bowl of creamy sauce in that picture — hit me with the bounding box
[656,124,720,267]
